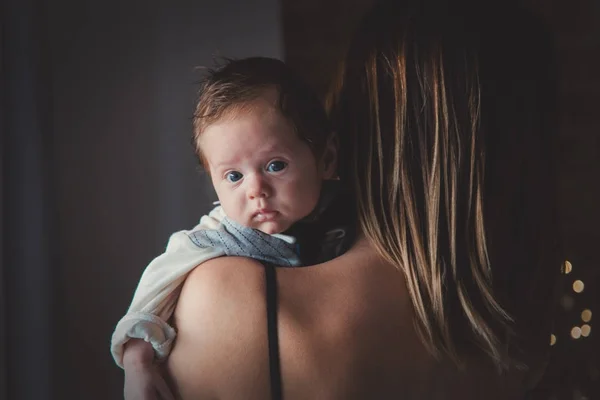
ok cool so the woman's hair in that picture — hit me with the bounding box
[329,0,560,370]
[192,57,331,169]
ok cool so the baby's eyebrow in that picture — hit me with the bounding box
[209,144,292,171]
[210,154,244,170]
[257,143,293,155]
[210,161,237,172]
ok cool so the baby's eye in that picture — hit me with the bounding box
[266,161,287,173]
[226,171,243,182]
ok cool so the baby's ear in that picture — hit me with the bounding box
[321,132,339,180]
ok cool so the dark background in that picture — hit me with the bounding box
[1,0,598,399]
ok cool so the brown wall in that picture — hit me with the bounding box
[281,0,376,97]
[525,0,600,398]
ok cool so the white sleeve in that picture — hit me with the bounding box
[110,206,227,368]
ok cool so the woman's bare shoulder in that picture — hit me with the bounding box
[172,255,270,342]
[180,256,267,301]
[166,257,271,399]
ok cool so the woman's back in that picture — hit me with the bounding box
[166,235,529,399]
[165,1,559,398]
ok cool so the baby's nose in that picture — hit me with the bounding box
[247,175,271,199]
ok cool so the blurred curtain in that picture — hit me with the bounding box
[1,0,284,398]
[1,0,55,399]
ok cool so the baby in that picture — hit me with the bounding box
[111,57,353,368]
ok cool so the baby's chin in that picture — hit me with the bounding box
[254,220,289,235]
[226,215,289,235]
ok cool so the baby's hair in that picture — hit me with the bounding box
[192,57,331,169]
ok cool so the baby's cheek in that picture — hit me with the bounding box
[218,197,242,221]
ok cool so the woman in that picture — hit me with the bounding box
[126,0,560,398]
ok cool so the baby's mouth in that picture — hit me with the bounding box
[253,209,278,222]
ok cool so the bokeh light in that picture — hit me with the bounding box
[572,280,585,293]
[581,324,591,337]
[561,295,574,311]
[581,309,592,323]
[562,260,573,274]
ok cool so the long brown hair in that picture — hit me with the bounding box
[329,0,560,371]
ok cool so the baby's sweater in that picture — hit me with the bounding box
[110,204,350,368]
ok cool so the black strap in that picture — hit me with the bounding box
[265,263,283,400]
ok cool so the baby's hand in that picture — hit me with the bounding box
[123,339,175,400]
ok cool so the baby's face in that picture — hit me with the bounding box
[199,98,332,234]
